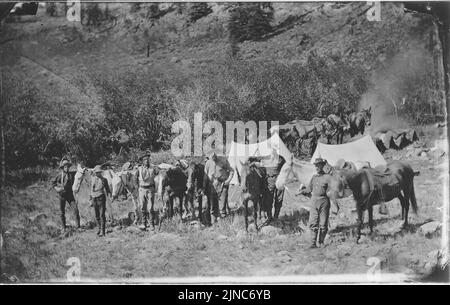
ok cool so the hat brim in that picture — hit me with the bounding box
[60,163,72,168]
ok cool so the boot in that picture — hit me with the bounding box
[141,212,148,231]
[100,219,106,237]
[309,230,318,249]
[318,229,327,247]
[274,206,281,220]
[133,209,139,225]
[75,211,81,229]
[150,211,156,231]
[61,214,67,232]
[96,219,101,236]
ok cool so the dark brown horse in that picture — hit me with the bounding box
[348,107,372,138]
[185,161,205,220]
[159,167,188,223]
[326,114,350,144]
[335,161,419,243]
[238,159,271,231]
[271,119,321,156]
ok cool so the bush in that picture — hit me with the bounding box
[94,71,177,153]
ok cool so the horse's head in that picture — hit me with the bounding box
[275,155,294,190]
[238,160,251,193]
[328,172,346,200]
[72,164,90,194]
[362,106,372,126]
[155,169,167,199]
[333,168,358,198]
[186,161,202,190]
[111,173,123,201]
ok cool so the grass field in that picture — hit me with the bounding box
[1,137,448,283]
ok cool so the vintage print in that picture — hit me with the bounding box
[0,1,448,284]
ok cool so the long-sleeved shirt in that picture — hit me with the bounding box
[91,175,111,198]
[135,165,159,188]
[307,173,333,199]
[52,171,76,197]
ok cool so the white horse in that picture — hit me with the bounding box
[275,156,346,214]
[72,164,118,221]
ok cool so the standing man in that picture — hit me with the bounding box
[90,165,111,237]
[202,151,234,225]
[250,148,286,221]
[51,159,80,232]
[300,157,334,248]
[135,153,159,231]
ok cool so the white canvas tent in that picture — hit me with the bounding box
[227,133,292,185]
[311,135,387,170]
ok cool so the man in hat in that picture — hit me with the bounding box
[250,147,286,221]
[90,165,111,237]
[300,157,334,248]
[135,152,159,231]
[202,150,234,225]
[51,158,80,232]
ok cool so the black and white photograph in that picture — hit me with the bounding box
[0,0,449,285]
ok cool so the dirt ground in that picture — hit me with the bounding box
[1,138,448,283]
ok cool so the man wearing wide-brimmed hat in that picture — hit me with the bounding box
[90,165,111,237]
[300,157,333,248]
[135,152,159,230]
[51,158,80,232]
[202,148,234,225]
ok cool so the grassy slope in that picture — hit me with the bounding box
[1,146,445,281]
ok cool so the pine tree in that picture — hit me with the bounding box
[188,3,213,23]
[228,3,273,43]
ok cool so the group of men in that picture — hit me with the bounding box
[52,151,336,248]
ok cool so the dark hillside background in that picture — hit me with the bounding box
[0,2,446,168]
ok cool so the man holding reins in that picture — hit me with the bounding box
[300,157,335,249]
[202,150,234,226]
[51,158,81,232]
[134,152,159,231]
[250,147,286,222]
[90,165,111,237]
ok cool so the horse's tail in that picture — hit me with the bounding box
[410,181,418,214]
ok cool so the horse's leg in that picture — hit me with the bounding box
[368,205,374,235]
[243,198,249,232]
[179,194,184,222]
[253,199,259,232]
[398,193,406,221]
[398,193,409,229]
[356,206,364,243]
[169,196,174,219]
[197,192,203,222]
